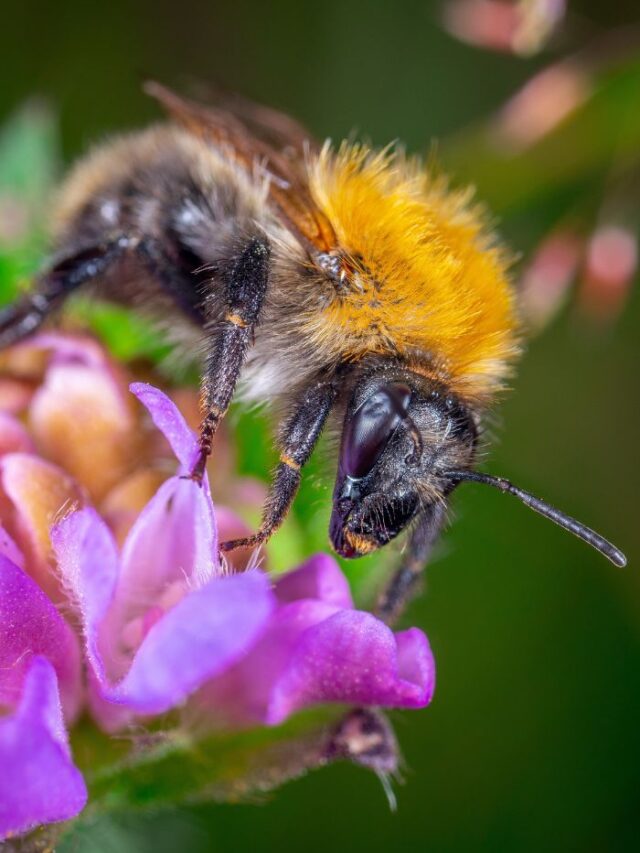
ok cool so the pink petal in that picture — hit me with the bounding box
[116,476,218,629]
[0,412,34,455]
[101,468,168,545]
[130,383,199,473]
[24,332,110,368]
[519,230,583,330]
[0,555,82,721]
[0,453,85,603]
[0,378,35,415]
[0,657,87,840]
[52,508,275,718]
[50,509,119,683]
[275,553,354,609]
[495,61,590,151]
[266,609,435,724]
[196,598,434,727]
[580,225,638,322]
[29,360,138,502]
[0,524,25,569]
[108,570,274,714]
[192,599,339,726]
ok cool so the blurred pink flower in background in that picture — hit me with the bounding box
[493,61,590,151]
[442,0,566,56]
[519,224,637,330]
[579,225,638,323]
[519,229,583,329]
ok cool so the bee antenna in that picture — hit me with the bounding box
[446,469,627,568]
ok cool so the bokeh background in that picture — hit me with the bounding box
[1,1,639,850]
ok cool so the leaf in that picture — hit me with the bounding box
[0,100,59,304]
[0,99,59,204]
[54,706,397,847]
[66,300,174,367]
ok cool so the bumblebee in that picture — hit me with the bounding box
[0,84,625,619]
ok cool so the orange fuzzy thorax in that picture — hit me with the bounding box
[307,143,520,404]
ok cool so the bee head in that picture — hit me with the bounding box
[329,370,477,558]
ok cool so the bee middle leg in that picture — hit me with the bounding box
[375,504,446,624]
[191,236,271,482]
[220,369,341,553]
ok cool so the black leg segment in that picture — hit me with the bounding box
[376,503,446,623]
[191,237,271,481]
[220,370,341,552]
[0,237,132,348]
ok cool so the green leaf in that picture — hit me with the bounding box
[52,706,397,849]
[68,299,175,367]
[0,99,59,203]
[0,99,59,304]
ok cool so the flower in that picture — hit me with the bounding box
[442,0,566,57]
[0,658,87,840]
[579,225,637,323]
[519,229,583,331]
[493,61,590,151]
[0,334,435,841]
[192,552,434,728]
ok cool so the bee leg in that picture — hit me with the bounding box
[0,238,130,349]
[375,504,446,624]
[220,371,341,552]
[191,237,271,482]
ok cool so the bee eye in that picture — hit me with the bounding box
[341,383,412,479]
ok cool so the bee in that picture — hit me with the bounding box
[0,83,626,620]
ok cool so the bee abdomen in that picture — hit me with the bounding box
[48,124,274,322]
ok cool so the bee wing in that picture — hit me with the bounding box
[192,83,318,154]
[144,81,337,254]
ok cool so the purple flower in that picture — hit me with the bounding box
[0,555,86,838]
[50,385,435,730]
[194,553,435,727]
[0,344,436,840]
[0,657,87,840]
[47,383,277,730]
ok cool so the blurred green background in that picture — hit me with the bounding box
[1,1,639,850]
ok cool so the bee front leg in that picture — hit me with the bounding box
[191,237,271,482]
[0,238,131,348]
[220,370,341,553]
[376,504,446,624]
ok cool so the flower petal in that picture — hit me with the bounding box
[0,524,25,569]
[0,453,85,603]
[53,479,220,688]
[193,599,340,726]
[265,609,435,723]
[275,553,354,609]
[130,383,199,473]
[0,412,34,455]
[50,508,119,683]
[29,359,139,502]
[194,599,434,727]
[0,377,35,415]
[101,468,168,545]
[395,627,436,705]
[52,507,274,717]
[108,570,275,714]
[0,657,87,840]
[118,476,218,615]
[0,555,82,720]
[26,331,111,369]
